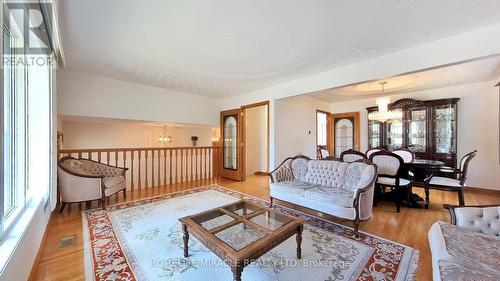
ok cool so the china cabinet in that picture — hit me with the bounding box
[366,98,459,167]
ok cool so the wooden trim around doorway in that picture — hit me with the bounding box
[330,111,360,157]
[241,100,270,175]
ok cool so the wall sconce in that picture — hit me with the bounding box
[158,125,172,144]
[212,129,220,142]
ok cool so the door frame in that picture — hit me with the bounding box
[219,100,270,181]
[241,101,270,178]
[330,111,360,157]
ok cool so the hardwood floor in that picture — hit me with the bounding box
[29,175,500,281]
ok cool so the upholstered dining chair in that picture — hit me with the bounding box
[340,149,367,163]
[424,150,477,208]
[369,151,413,212]
[316,145,330,159]
[365,147,384,159]
[393,148,415,163]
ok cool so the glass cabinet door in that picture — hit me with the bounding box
[386,109,403,151]
[408,108,427,153]
[223,115,238,170]
[434,104,457,154]
[368,120,380,149]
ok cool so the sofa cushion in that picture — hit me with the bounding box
[269,180,318,196]
[304,186,354,207]
[103,175,125,188]
[304,160,348,188]
[438,221,500,273]
[438,260,500,281]
[291,158,309,181]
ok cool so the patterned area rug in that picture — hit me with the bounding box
[82,185,419,281]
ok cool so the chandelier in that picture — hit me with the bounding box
[368,82,402,123]
[158,125,172,144]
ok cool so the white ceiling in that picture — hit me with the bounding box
[307,55,500,102]
[59,0,500,98]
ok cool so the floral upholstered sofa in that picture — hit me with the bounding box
[428,204,500,281]
[269,155,377,238]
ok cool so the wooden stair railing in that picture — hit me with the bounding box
[58,146,222,190]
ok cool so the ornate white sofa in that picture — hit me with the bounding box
[58,156,128,212]
[269,155,377,238]
[428,204,500,281]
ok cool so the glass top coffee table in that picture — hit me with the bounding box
[179,200,305,281]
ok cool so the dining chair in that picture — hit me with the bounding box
[340,149,367,163]
[423,150,477,208]
[316,145,330,159]
[366,147,384,159]
[393,148,415,163]
[369,151,413,212]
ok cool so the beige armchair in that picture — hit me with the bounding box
[57,156,128,212]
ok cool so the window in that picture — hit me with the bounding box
[1,11,53,238]
[316,111,328,146]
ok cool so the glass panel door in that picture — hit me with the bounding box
[434,105,457,153]
[386,109,403,151]
[220,109,244,181]
[223,115,238,170]
[408,108,427,153]
[368,120,381,149]
[334,117,354,157]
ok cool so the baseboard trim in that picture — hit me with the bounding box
[254,171,270,176]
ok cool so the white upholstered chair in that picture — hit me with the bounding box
[369,151,412,212]
[316,145,330,159]
[340,149,367,163]
[424,150,477,208]
[58,157,128,212]
[365,148,383,159]
[392,148,414,163]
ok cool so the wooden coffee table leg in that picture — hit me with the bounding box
[182,223,189,258]
[296,224,303,259]
[231,266,242,281]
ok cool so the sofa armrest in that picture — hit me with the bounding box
[269,158,294,183]
[444,204,500,235]
[353,165,378,220]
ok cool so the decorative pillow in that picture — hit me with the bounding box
[291,158,309,181]
[344,162,366,190]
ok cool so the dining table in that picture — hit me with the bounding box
[402,158,446,208]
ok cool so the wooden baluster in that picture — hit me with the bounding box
[107,151,110,165]
[190,148,194,182]
[115,151,118,166]
[202,148,205,179]
[145,150,149,188]
[131,151,135,190]
[98,151,101,163]
[157,150,161,187]
[78,152,82,159]
[123,151,126,168]
[88,151,93,161]
[175,149,179,184]
[138,150,142,189]
[209,148,212,179]
[163,149,167,186]
[169,149,173,185]
[180,149,184,183]
[203,148,208,179]
[151,150,154,187]
[194,148,198,180]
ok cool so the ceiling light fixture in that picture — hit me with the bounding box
[158,125,172,144]
[367,82,402,123]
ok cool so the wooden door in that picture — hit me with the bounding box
[220,109,245,181]
[330,112,360,157]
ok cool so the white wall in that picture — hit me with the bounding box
[329,80,500,190]
[245,105,268,175]
[274,95,330,164]
[57,69,220,126]
[61,120,214,149]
